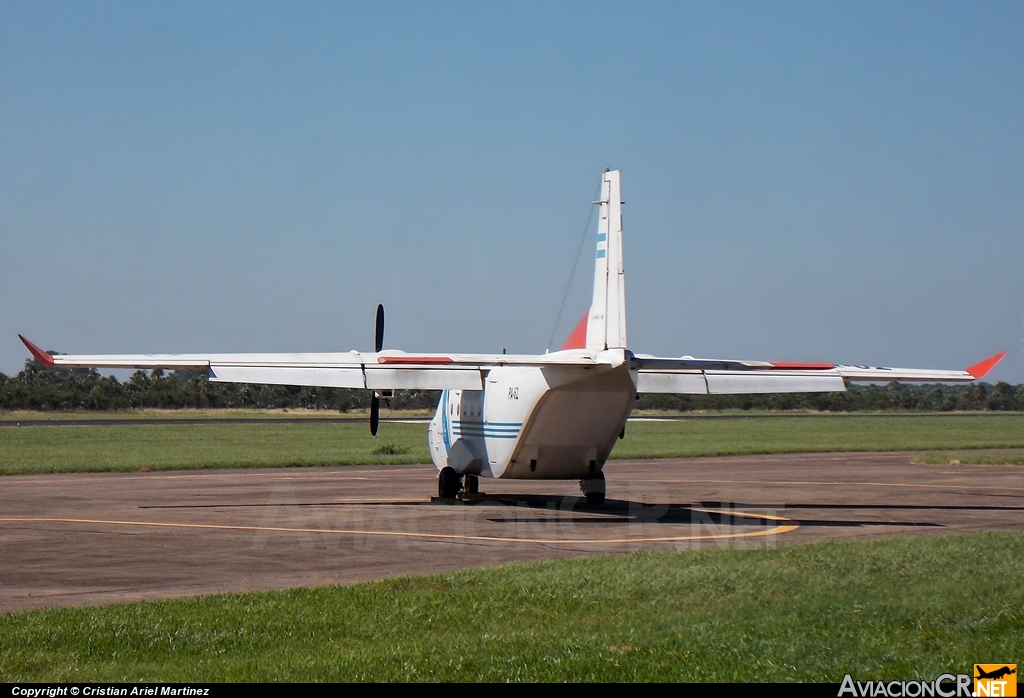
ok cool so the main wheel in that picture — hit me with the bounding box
[464,474,479,494]
[581,471,606,506]
[438,466,461,499]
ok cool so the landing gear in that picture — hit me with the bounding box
[438,466,461,499]
[580,471,606,506]
[436,469,482,501]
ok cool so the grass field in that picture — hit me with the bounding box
[1,533,1020,682]
[617,414,1024,459]
[0,408,433,421]
[1,412,1023,475]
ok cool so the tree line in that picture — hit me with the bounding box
[2,359,1022,412]
[637,381,1024,412]
[0,361,436,412]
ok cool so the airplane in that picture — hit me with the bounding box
[19,169,1006,505]
[975,666,1016,681]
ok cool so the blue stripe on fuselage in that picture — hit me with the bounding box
[441,390,451,453]
[451,420,521,439]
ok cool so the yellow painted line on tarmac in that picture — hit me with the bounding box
[329,498,425,504]
[0,509,797,546]
[641,478,1024,492]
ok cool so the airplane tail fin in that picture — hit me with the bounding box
[585,169,627,350]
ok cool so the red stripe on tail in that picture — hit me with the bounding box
[561,313,588,350]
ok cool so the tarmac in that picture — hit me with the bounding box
[1,451,1022,613]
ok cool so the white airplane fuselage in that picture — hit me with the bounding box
[428,349,636,479]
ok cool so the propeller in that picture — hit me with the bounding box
[374,303,385,353]
[370,304,384,436]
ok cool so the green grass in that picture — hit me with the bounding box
[370,441,412,455]
[0,422,430,474]
[913,449,1024,465]
[0,407,435,421]
[2,414,1023,475]
[1,533,1021,682]
[615,414,1024,459]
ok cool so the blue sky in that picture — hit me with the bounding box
[2,2,1022,382]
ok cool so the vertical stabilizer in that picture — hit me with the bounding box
[585,169,628,350]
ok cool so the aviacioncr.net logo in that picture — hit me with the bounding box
[838,674,973,697]
[974,665,1017,698]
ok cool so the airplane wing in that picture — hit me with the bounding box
[17,335,595,391]
[19,335,1005,395]
[632,352,1006,394]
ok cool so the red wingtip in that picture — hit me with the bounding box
[560,313,588,350]
[966,352,1006,380]
[18,334,55,367]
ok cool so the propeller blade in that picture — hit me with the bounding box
[370,305,384,436]
[374,304,385,353]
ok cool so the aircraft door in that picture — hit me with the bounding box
[428,396,447,471]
